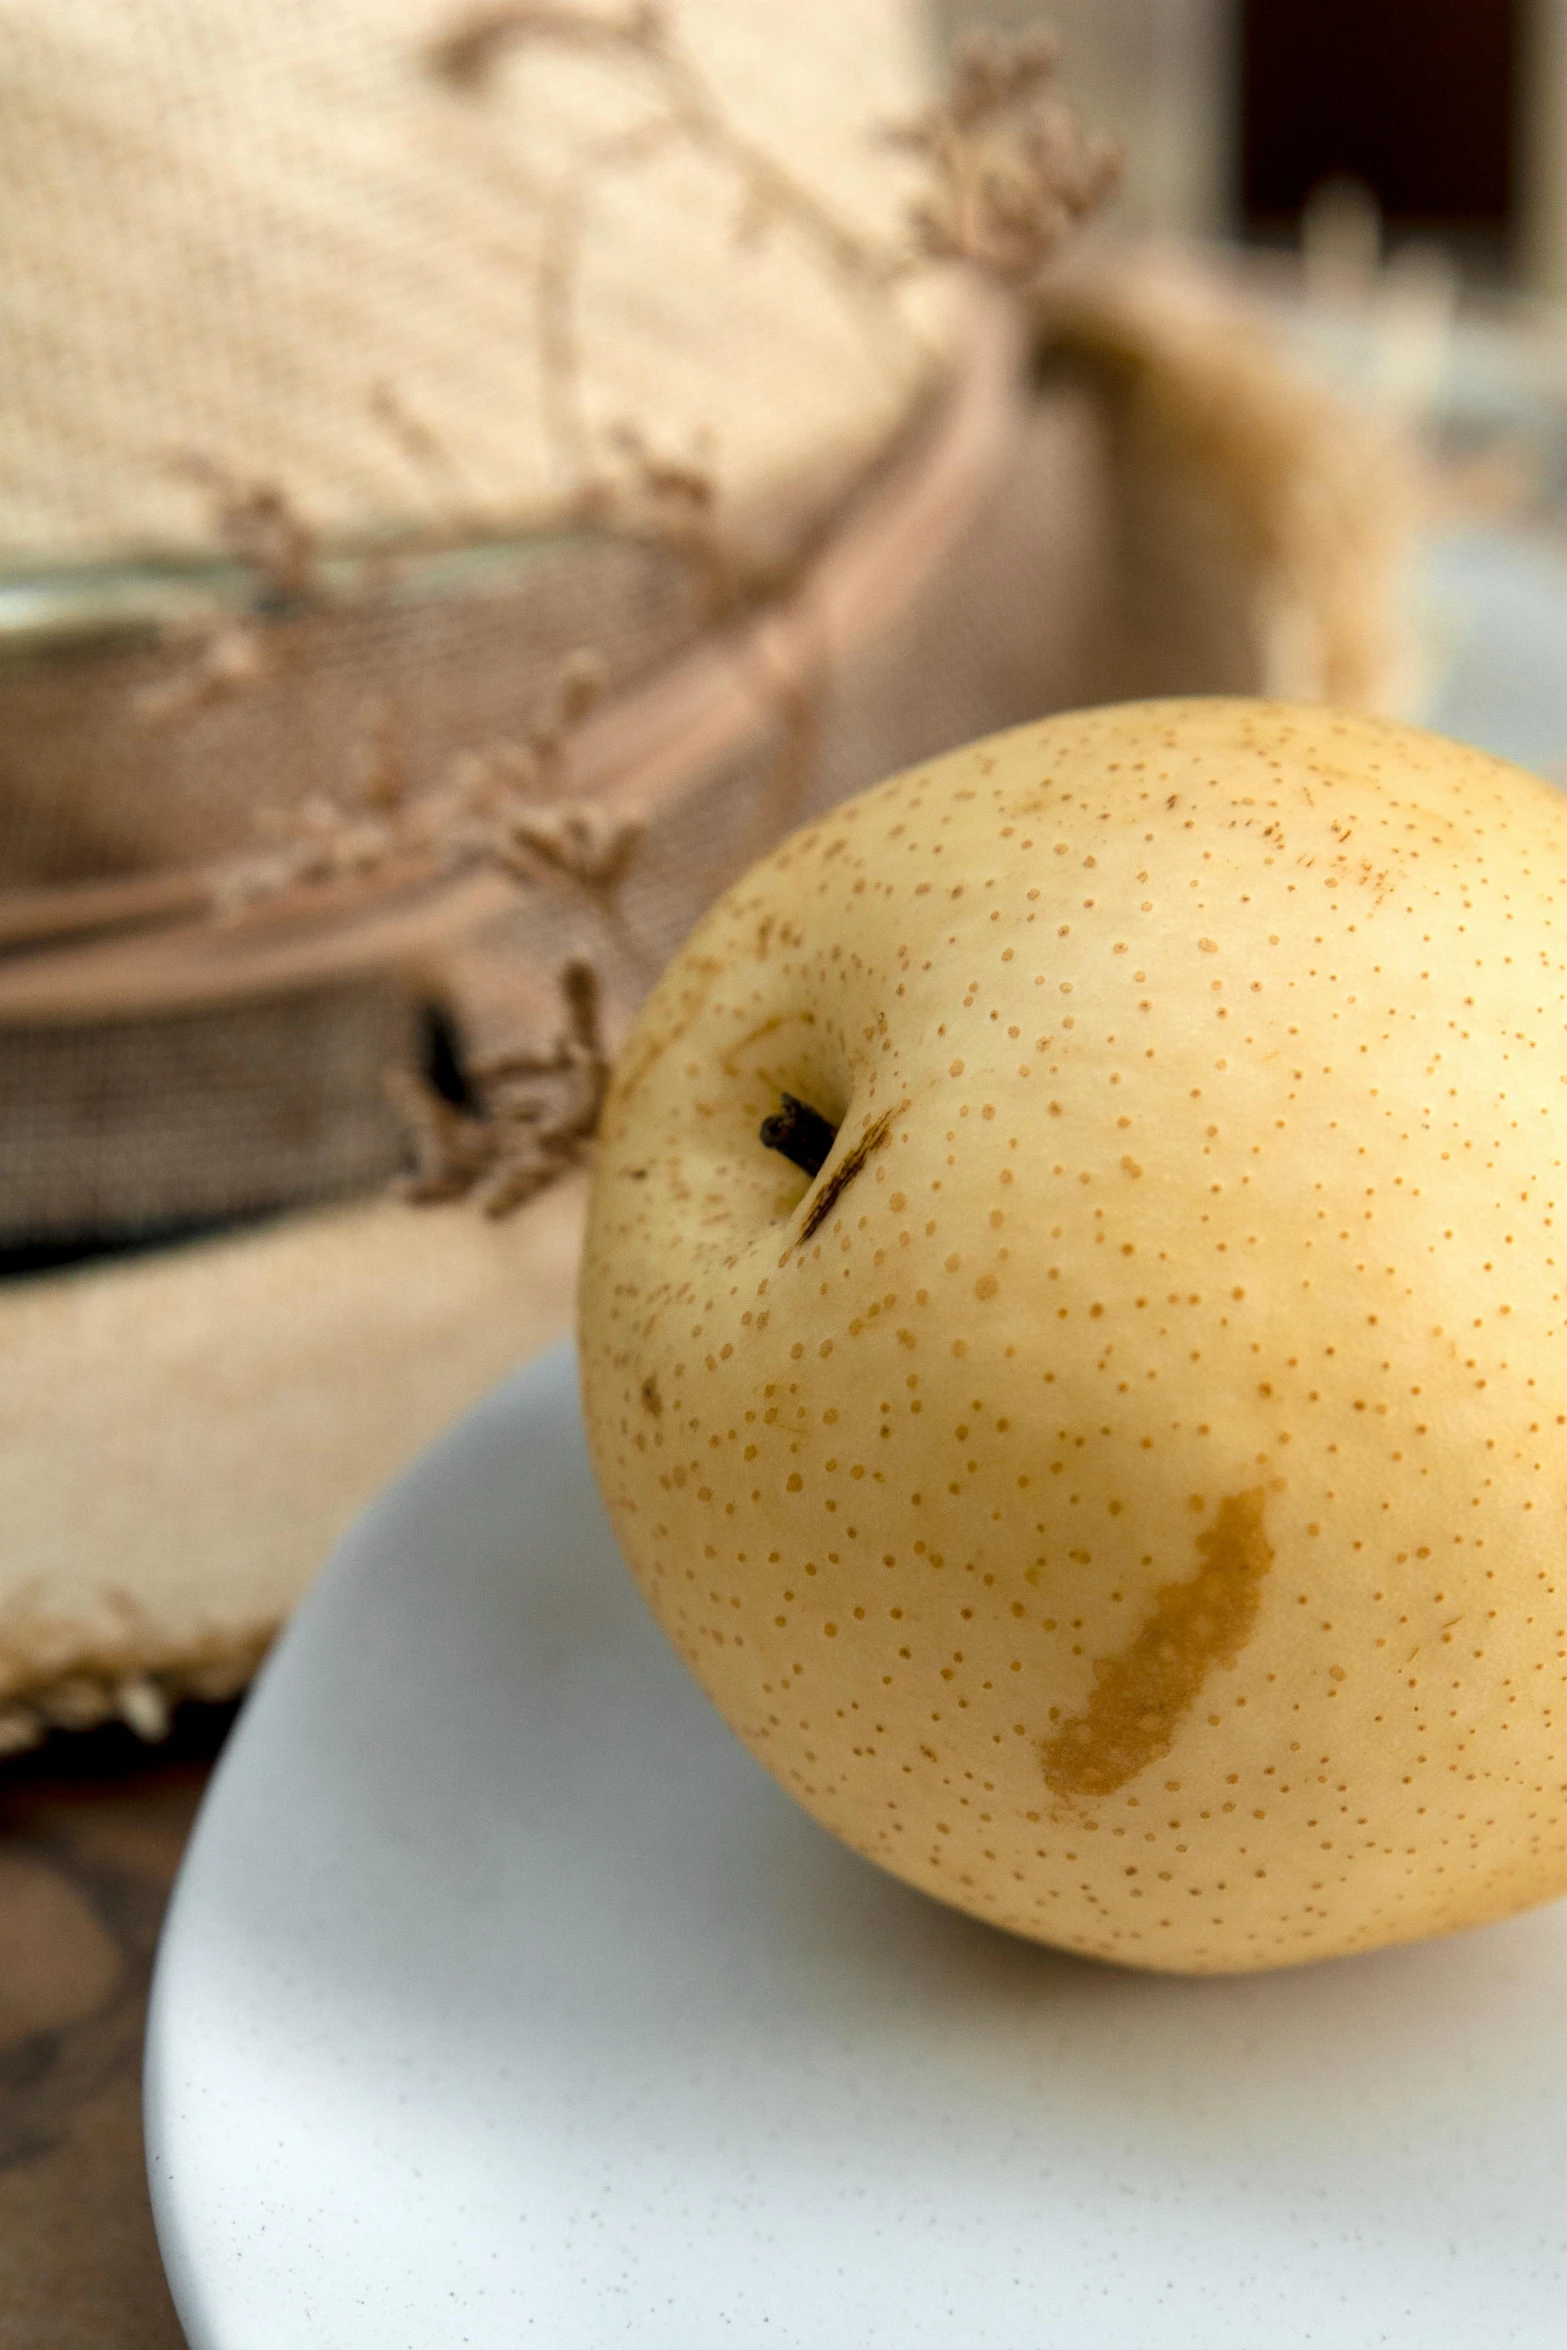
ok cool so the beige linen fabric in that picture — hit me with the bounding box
[0,1178,588,1753]
[0,0,938,563]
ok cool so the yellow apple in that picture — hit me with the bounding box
[578,699,1567,1973]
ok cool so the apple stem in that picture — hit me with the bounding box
[759,1093,838,1178]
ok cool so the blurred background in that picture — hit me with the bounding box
[942,0,1567,787]
[942,0,1564,286]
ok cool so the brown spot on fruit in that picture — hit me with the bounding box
[1040,1489,1274,1800]
[798,1107,896,1244]
[640,1374,663,1418]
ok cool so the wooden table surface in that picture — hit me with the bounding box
[0,1707,239,2349]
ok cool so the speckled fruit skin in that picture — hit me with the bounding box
[579,699,1567,1974]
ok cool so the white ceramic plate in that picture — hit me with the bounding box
[146,1340,1567,2348]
